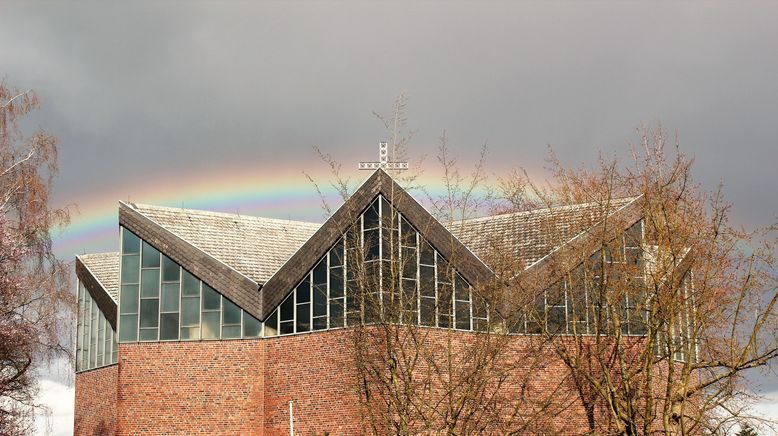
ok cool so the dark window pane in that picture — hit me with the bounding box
[139,299,159,328]
[122,229,140,254]
[161,283,180,312]
[473,294,488,318]
[363,198,380,229]
[625,220,643,248]
[313,285,327,317]
[223,298,241,325]
[438,314,452,329]
[402,248,417,278]
[140,269,160,298]
[265,310,278,336]
[202,284,220,310]
[420,240,435,265]
[420,265,435,297]
[243,313,262,338]
[401,279,417,312]
[139,329,157,342]
[160,313,179,340]
[455,301,471,330]
[280,321,294,335]
[546,281,565,307]
[455,274,469,301]
[222,325,241,339]
[437,256,452,283]
[364,294,379,323]
[120,284,139,314]
[364,228,380,260]
[141,241,160,268]
[121,255,140,284]
[420,297,435,326]
[330,267,344,298]
[181,297,200,326]
[180,326,200,340]
[296,279,311,303]
[401,218,417,247]
[364,261,380,292]
[201,312,220,339]
[161,255,180,282]
[313,316,327,330]
[329,240,344,267]
[380,196,397,228]
[119,314,138,342]
[280,295,294,322]
[182,270,200,296]
[329,298,344,328]
[313,260,327,286]
[547,306,566,333]
[473,318,489,332]
[296,303,310,332]
[438,283,453,315]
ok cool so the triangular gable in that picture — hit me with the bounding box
[508,197,644,309]
[119,202,262,319]
[258,169,495,320]
[76,254,119,330]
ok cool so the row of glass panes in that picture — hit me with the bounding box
[118,228,261,343]
[512,221,648,336]
[264,195,489,336]
[75,281,117,372]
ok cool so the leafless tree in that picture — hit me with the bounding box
[0,81,72,435]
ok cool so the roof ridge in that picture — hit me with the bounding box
[76,254,118,304]
[130,202,322,227]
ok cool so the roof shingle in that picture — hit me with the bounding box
[77,252,120,302]
[129,204,321,284]
[448,197,638,270]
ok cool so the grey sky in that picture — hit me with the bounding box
[2,1,777,432]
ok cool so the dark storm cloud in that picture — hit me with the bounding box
[2,3,777,228]
[2,0,778,418]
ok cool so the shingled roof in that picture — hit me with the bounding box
[76,252,121,329]
[77,252,120,301]
[449,197,639,270]
[128,204,321,284]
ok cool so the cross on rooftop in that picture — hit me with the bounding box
[358,141,409,171]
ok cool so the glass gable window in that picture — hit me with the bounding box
[118,228,262,343]
[264,195,486,337]
[515,220,648,336]
[75,281,118,372]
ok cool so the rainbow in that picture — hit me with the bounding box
[53,161,505,259]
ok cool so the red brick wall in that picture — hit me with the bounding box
[263,329,362,436]
[74,364,118,435]
[88,330,655,434]
[116,341,264,435]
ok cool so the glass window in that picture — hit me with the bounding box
[182,270,200,296]
[162,256,180,282]
[160,313,179,340]
[119,314,138,342]
[122,229,140,254]
[201,311,220,339]
[243,313,262,338]
[121,255,140,284]
[120,285,139,314]
[139,299,159,328]
[140,269,160,298]
[161,283,180,312]
[222,298,241,325]
[141,241,160,268]
[202,284,220,310]
[181,296,201,326]
[265,310,279,337]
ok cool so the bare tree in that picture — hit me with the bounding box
[0,81,72,435]
[310,92,777,434]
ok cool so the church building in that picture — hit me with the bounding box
[73,168,661,435]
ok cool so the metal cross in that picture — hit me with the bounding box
[358,141,409,171]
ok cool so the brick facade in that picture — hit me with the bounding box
[74,365,117,435]
[74,329,640,435]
